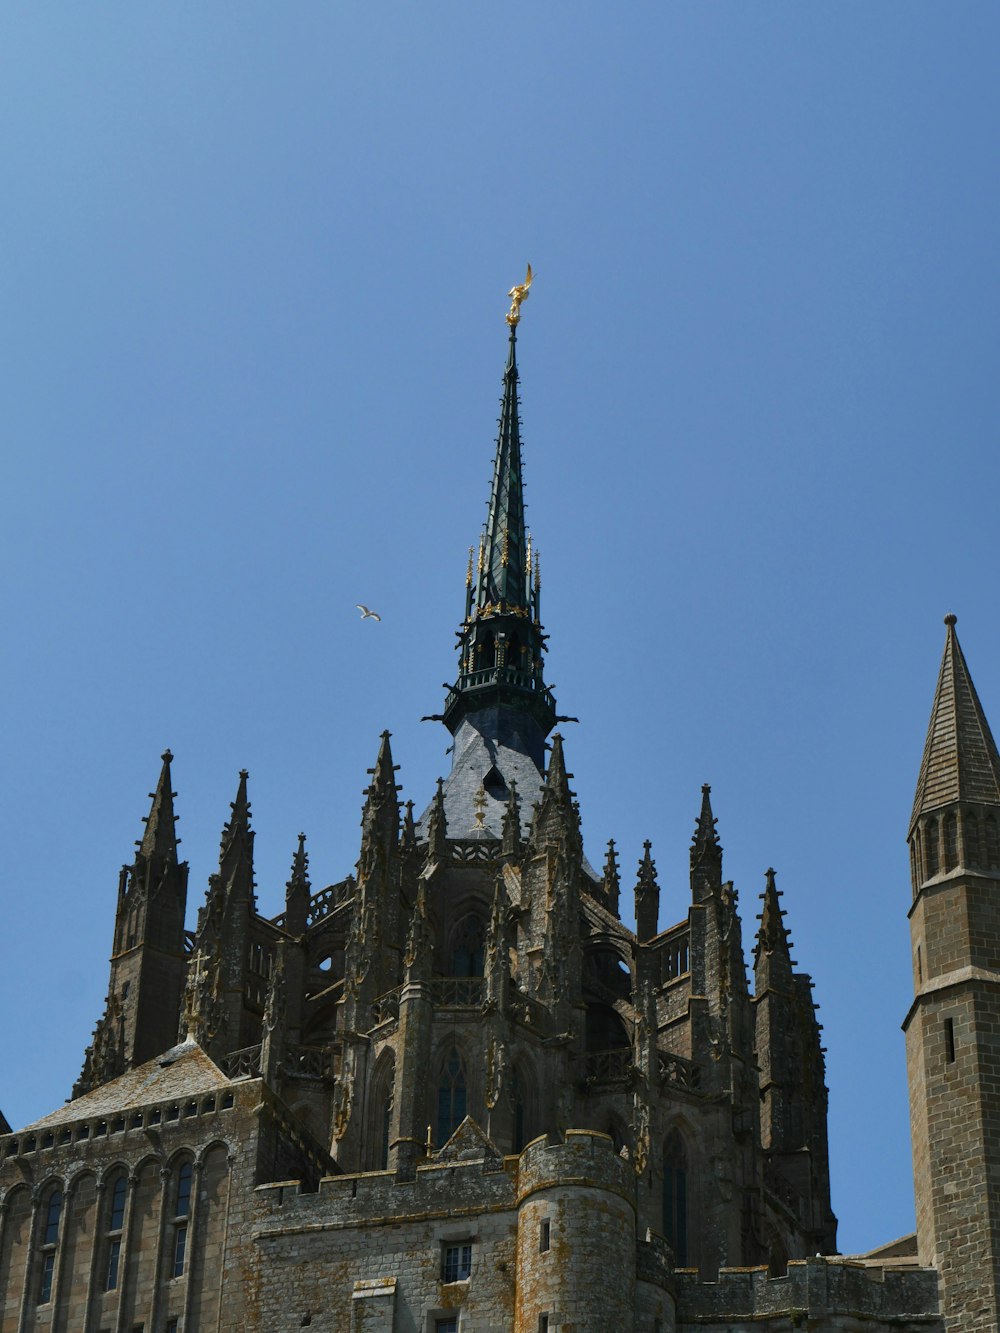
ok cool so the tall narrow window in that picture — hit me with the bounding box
[663,1130,689,1266]
[104,1173,128,1290]
[945,1017,956,1064]
[944,813,958,872]
[172,1161,193,1278]
[987,815,1000,869]
[539,1219,550,1253]
[925,818,939,878]
[966,812,981,868]
[38,1189,62,1302]
[436,1049,467,1147]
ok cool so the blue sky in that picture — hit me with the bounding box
[2,4,999,1254]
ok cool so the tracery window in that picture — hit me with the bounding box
[436,1049,467,1147]
[449,915,485,978]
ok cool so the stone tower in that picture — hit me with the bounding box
[905,614,1000,1331]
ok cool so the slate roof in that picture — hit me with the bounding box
[418,710,545,839]
[19,1040,230,1133]
[910,616,1000,830]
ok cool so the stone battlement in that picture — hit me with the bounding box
[676,1257,941,1328]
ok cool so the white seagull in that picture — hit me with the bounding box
[356,604,382,622]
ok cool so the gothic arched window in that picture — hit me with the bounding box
[925,818,939,878]
[38,1188,62,1303]
[104,1174,127,1291]
[172,1160,193,1278]
[944,813,958,872]
[450,915,486,978]
[986,814,1000,869]
[966,811,981,868]
[436,1049,467,1148]
[663,1130,688,1267]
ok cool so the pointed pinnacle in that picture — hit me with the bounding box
[286,832,310,895]
[603,838,620,886]
[220,770,251,857]
[691,783,723,867]
[545,733,572,796]
[911,614,1000,830]
[139,749,179,862]
[637,839,659,889]
[757,868,792,955]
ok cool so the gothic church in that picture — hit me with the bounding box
[1,296,996,1331]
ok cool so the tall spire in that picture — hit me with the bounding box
[218,769,256,907]
[476,326,529,613]
[911,614,1000,831]
[442,289,556,742]
[138,749,179,863]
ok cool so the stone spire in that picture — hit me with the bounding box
[138,749,180,863]
[479,325,529,612]
[218,769,256,908]
[530,734,581,854]
[634,840,660,942]
[284,832,311,934]
[911,614,1000,830]
[602,839,621,916]
[690,783,723,896]
[754,868,794,992]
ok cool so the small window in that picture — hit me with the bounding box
[43,1191,63,1246]
[165,1321,179,1333]
[442,1242,472,1282]
[172,1223,188,1278]
[109,1175,128,1230]
[176,1161,193,1217]
[39,1251,56,1303]
[539,1219,550,1253]
[105,1238,122,1291]
[435,1320,458,1333]
[538,1316,549,1333]
[121,981,130,1000]
[945,1017,956,1064]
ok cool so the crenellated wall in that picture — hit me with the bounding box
[675,1258,942,1331]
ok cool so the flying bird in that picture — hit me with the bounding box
[356,604,382,621]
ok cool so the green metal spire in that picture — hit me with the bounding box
[475,326,530,614]
[443,320,556,740]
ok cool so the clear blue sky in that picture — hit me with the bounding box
[2,4,998,1255]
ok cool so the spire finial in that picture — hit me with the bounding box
[945,613,957,627]
[139,749,180,862]
[505,264,533,327]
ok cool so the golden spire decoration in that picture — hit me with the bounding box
[466,546,474,588]
[505,264,533,327]
[525,532,533,579]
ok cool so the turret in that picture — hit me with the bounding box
[905,616,1000,1330]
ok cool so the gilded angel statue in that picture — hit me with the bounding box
[506,264,533,326]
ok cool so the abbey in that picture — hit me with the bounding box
[0,304,993,1331]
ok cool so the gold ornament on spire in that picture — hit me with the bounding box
[505,264,533,327]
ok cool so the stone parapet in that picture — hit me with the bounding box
[676,1257,942,1329]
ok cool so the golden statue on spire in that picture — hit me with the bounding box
[506,264,533,326]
